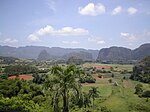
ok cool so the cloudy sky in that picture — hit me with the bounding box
[0,0,150,49]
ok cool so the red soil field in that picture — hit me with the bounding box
[81,74,111,87]
[8,75,33,80]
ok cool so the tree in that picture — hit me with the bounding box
[130,56,150,83]
[47,65,82,112]
[88,87,100,112]
[83,92,91,109]
[4,65,38,76]
[142,90,150,102]
[135,84,143,95]
[111,73,114,78]
[67,56,83,65]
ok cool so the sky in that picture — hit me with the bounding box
[0,0,150,50]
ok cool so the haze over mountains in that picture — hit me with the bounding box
[0,45,99,60]
[0,43,150,62]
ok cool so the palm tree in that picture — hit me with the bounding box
[88,87,100,112]
[83,92,91,109]
[49,65,83,112]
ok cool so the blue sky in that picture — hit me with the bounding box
[0,0,150,49]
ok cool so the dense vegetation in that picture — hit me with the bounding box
[0,56,150,112]
[4,65,38,76]
[0,56,19,64]
[130,56,150,83]
[0,79,48,111]
[0,65,102,112]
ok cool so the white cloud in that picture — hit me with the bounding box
[28,34,40,42]
[120,32,136,42]
[57,27,89,36]
[37,25,54,36]
[127,7,138,15]
[0,38,18,44]
[120,30,150,43]
[120,32,130,37]
[28,25,89,42]
[111,6,122,15]
[62,41,79,44]
[97,40,105,44]
[88,37,105,44]
[78,3,105,16]
[88,38,96,42]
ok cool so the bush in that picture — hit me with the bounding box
[142,90,150,100]
[111,73,114,78]
[80,73,96,83]
[85,76,96,83]
[135,84,143,95]
[101,106,111,112]
[108,79,113,83]
[98,74,103,78]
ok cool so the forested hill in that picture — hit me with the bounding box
[97,43,150,62]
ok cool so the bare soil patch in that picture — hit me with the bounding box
[8,75,33,80]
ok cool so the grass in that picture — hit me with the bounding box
[81,63,150,112]
[83,63,133,72]
[82,85,112,97]
[86,79,150,112]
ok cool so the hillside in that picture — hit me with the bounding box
[62,51,93,61]
[97,47,132,62]
[37,50,51,61]
[133,43,150,60]
[97,43,150,62]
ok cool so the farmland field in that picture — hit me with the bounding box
[80,63,150,112]
[0,62,149,112]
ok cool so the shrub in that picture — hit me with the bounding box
[135,84,143,95]
[98,74,103,78]
[108,79,113,83]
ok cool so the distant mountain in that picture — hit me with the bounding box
[0,43,149,62]
[37,50,50,61]
[97,43,150,62]
[62,51,93,61]
[132,43,150,60]
[0,45,98,60]
[97,47,132,62]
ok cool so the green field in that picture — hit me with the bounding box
[81,63,150,112]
